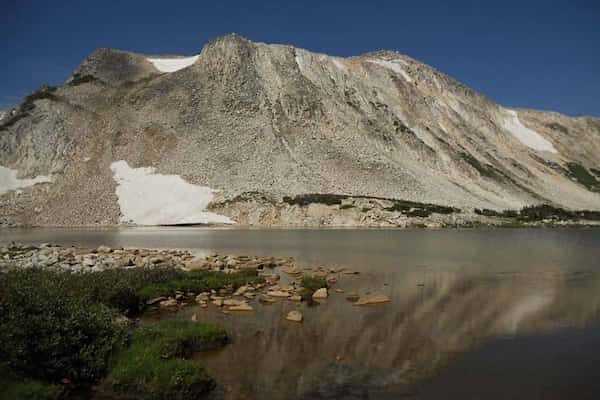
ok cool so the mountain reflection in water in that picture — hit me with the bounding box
[3,228,600,399]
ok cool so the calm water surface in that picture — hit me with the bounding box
[2,227,600,399]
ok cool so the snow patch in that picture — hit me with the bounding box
[501,110,557,153]
[368,59,413,82]
[147,55,199,73]
[110,160,233,226]
[0,166,51,195]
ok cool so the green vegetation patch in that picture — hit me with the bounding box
[475,204,600,223]
[282,193,459,217]
[0,367,62,400]
[68,73,100,86]
[564,162,600,192]
[0,270,126,385]
[136,268,264,301]
[301,275,327,293]
[460,152,505,180]
[0,268,237,398]
[108,320,226,399]
[0,84,58,130]
[474,208,518,218]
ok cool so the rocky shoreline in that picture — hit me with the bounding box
[0,242,389,313]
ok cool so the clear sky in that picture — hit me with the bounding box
[1,0,599,116]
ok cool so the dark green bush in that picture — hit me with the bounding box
[0,367,62,400]
[0,270,126,384]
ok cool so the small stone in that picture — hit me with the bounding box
[335,288,344,293]
[229,303,253,311]
[159,299,178,308]
[289,295,302,302]
[259,295,277,304]
[223,299,243,306]
[286,310,303,323]
[146,296,167,305]
[212,299,224,307]
[191,314,198,321]
[267,290,291,298]
[97,245,112,253]
[354,293,390,306]
[312,288,328,300]
[196,293,210,303]
[233,285,248,296]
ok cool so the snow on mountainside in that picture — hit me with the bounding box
[0,34,599,227]
[147,55,199,73]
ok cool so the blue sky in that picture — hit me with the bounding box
[1,0,599,116]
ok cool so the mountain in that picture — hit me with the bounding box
[1,34,599,227]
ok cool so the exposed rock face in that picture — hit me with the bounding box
[1,34,599,226]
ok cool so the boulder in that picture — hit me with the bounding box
[229,302,254,311]
[286,310,303,323]
[312,288,328,300]
[159,299,178,308]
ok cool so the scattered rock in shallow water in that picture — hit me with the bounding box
[196,293,210,303]
[286,310,303,323]
[159,299,178,308]
[312,288,328,300]
[212,299,224,307]
[345,293,360,302]
[335,288,344,293]
[234,285,249,296]
[147,296,167,305]
[289,295,302,302]
[229,303,254,311]
[223,299,244,306]
[267,290,291,298]
[259,296,277,304]
[353,293,390,306]
[191,314,198,321]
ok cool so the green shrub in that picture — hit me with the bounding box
[301,275,327,298]
[108,320,227,399]
[0,270,126,384]
[0,367,62,400]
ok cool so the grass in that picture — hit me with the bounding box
[0,266,254,398]
[0,367,62,400]
[136,268,264,301]
[107,320,226,399]
[301,275,327,299]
